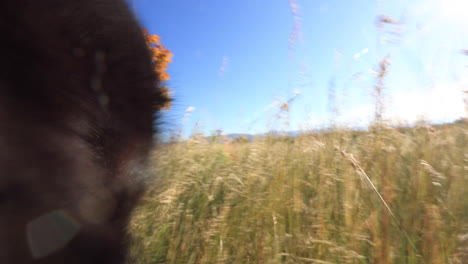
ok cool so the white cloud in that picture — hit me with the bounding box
[387,82,465,123]
[438,0,468,26]
[185,106,196,113]
[310,82,466,128]
[218,56,229,77]
[297,113,328,130]
[337,104,374,127]
[182,107,196,123]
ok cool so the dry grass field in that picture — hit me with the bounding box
[129,121,467,264]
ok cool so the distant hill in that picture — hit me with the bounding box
[225,131,300,141]
[224,133,255,141]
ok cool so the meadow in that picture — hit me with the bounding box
[129,121,467,264]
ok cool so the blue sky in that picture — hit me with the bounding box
[131,0,467,136]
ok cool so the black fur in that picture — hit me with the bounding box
[0,0,167,263]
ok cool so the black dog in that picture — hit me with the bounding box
[0,0,167,263]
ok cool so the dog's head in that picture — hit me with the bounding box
[0,0,167,263]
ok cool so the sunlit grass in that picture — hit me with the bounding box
[129,122,467,264]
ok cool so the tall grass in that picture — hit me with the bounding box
[129,122,467,264]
